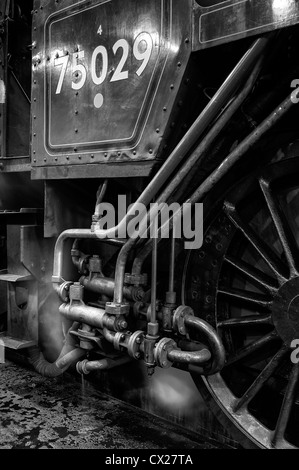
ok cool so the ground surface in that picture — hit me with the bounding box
[0,360,227,449]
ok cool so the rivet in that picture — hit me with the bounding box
[133,150,136,155]
[163,107,167,111]
[177,62,181,67]
[55,157,58,161]
[104,153,108,157]
[91,154,94,158]
[33,80,36,84]
[170,84,174,89]
[33,150,36,154]
[185,38,190,43]
[156,128,159,133]
[33,97,36,102]
[33,115,36,119]
[118,152,121,157]
[75,128,78,133]
[44,158,47,162]
[78,155,81,159]
[75,110,78,115]
[66,156,69,160]
[33,133,36,137]
[74,147,77,152]
[33,159,36,162]
[149,149,153,154]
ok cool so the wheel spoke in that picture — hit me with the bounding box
[227,330,279,366]
[260,178,299,278]
[272,363,299,446]
[224,255,278,294]
[224,201,288,284]
[234,345,289,412]
[218,314,272,328]
[218,287,272,310]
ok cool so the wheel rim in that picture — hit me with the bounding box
[183,157,299,449]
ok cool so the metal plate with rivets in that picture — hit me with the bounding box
[31,0,192,178]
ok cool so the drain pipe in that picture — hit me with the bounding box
[29,323,86,377]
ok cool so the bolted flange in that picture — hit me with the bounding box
[154,337,177,368]
[173,305,194,336]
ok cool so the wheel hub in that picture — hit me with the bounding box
[273,278,299,344]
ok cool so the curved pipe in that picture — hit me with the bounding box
[185,315,225,375]
[131,56,264,276]
[168,347,211,365]
[29,347,86,377]
[29,323,87,378]
[91,37,267,240]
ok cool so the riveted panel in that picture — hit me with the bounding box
[31,0,192,178]
[193,0,299,51]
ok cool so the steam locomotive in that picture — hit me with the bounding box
[2,0,299,449]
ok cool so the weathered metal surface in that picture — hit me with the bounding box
[193,0,299,50]
[0,360,227,449]
[31,0,192,179]
[0,0,8,158]
[0,333,35,350]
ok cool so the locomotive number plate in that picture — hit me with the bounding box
[44,0,163,153]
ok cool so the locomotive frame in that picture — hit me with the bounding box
[2,0,299,449]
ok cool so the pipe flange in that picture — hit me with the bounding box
[58,281,73,302]
[113,332,125,351]
[76,359,90,375]
[127,330,144,359]
[173,305,194,336]
[105,302,130,316]
[154,338,177,368]
[124,273,148,286]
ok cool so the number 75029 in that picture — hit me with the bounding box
[53,32,153,95]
